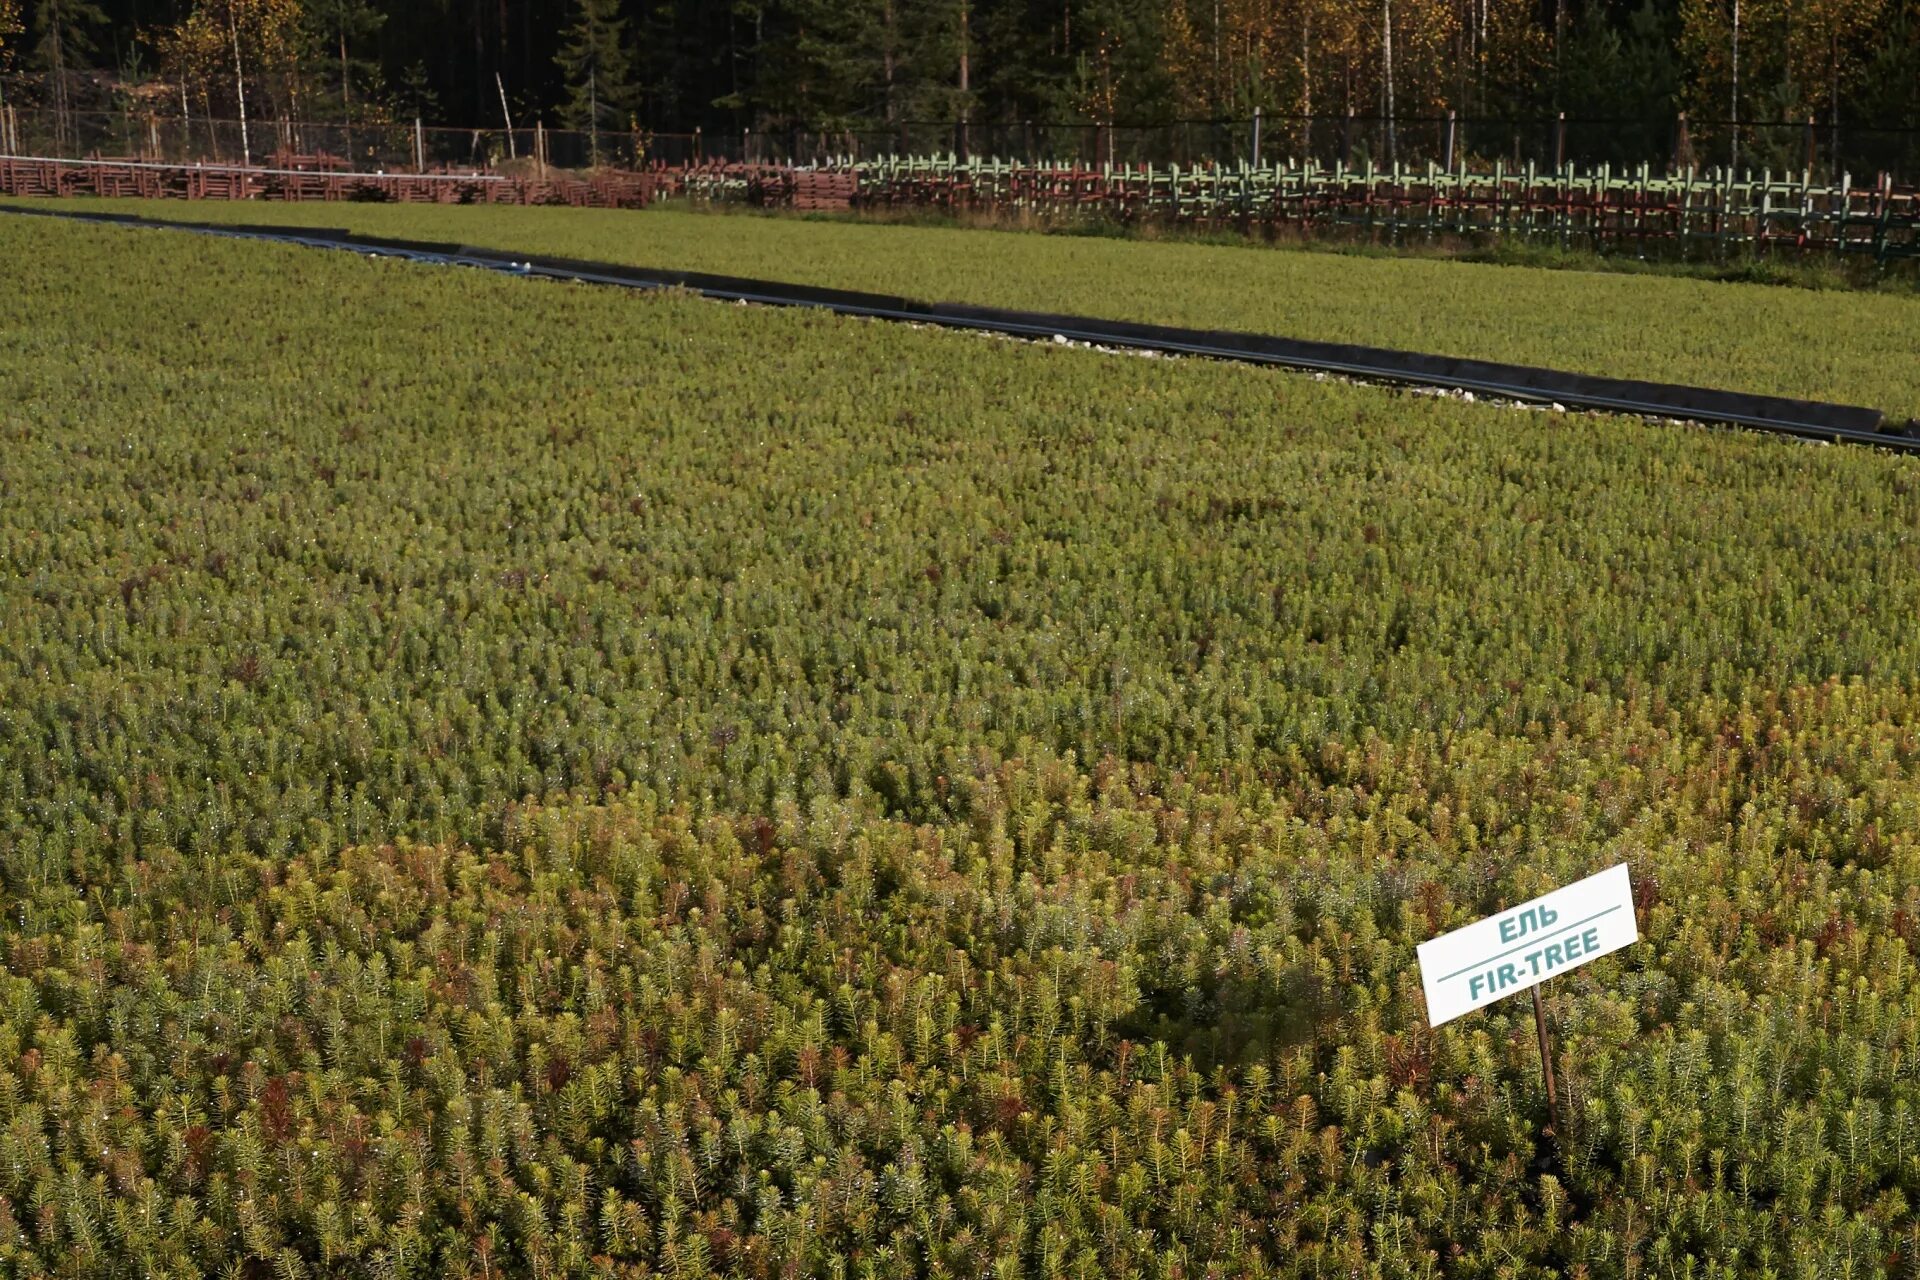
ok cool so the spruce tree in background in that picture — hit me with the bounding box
[1560,0,1680,163]
[555,0,636,160]
[746,0,900,133]
[303,0,385,124]
[34,0,107,151]
[396,58,439,121]
[1856,2,1920,137]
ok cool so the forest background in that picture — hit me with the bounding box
[0,0,1916,170]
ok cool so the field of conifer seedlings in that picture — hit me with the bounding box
[10,194,1920,421]
[6,211,1920,1278]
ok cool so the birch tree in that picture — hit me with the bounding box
[157,0,304,164]
[0,1,22,68]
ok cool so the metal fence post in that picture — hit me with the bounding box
[1251,107,1261,167]
[1445,109,1456,171]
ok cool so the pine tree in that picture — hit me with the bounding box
[555,0,638,161]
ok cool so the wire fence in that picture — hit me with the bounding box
[3,102,1917,183]
[6,146,1913,263]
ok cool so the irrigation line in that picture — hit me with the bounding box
[6,203,1914,452]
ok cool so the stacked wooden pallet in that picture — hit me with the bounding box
[185,165,261,201]
[840,155,1919,260]
[2,149,1907,259]
[791,170,857,211]
[667,163,788,205]
[261,151,350,200]
[0,156,61,196]
[80,158,147,198]
[0,155,661,211]
[577,171,660,207]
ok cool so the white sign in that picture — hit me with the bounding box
[1416,864,1638,1027]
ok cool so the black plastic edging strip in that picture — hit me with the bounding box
[5,202,1910,451]
[916,305,1893,436]
[447,240,1905,444]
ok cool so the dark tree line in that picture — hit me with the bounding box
[0,0,1916,147]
